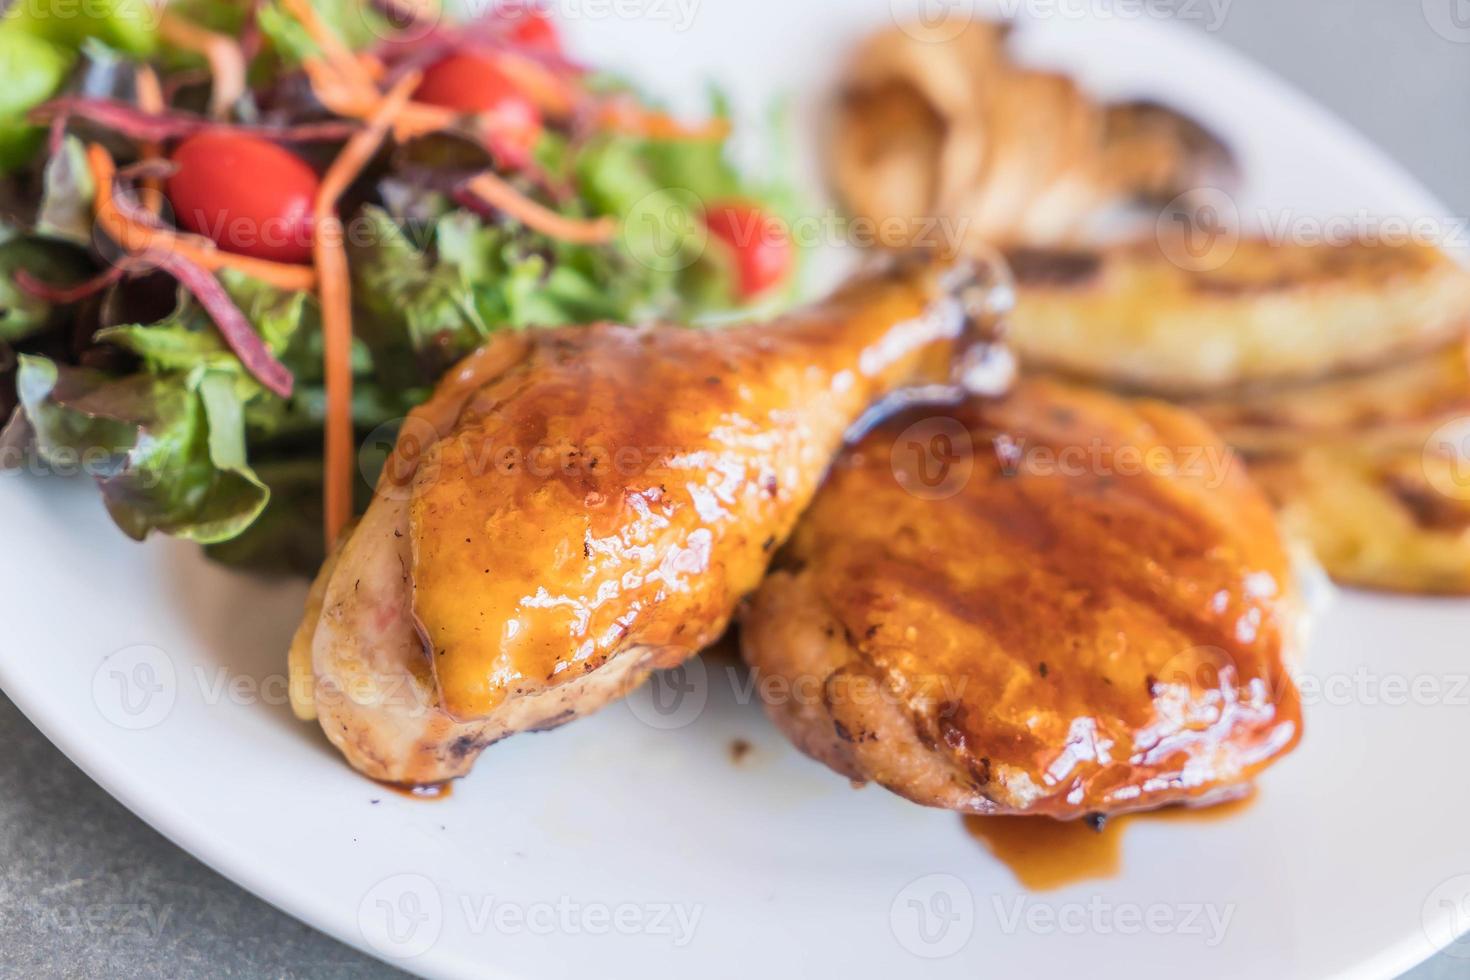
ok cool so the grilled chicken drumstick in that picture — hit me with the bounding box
[289,257,1006,785]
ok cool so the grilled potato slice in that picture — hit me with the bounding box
[1248,443,1470,594]
[1179,340,1470,592]
[1167,341,1470,593]
[1183,342,1470,453]
[1008,239,1470,394]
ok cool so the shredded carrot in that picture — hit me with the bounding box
[356,52,386,83]
[315,72,422,548]
[596,101,731,142]
[300,57,378,121]
[132,65,165,214]
[86,143,318,292]
[158,10,247,118]
[465,171,615,244]
[388,107,457,143]
[492,54,579,119]
[300,54,563,147]
[301,57,455,143]
[280,0,378,95]
[300,57,373,111]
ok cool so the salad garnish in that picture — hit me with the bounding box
[0,0,796,572]
[316,69,418,544]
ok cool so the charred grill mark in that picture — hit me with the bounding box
[914,720,938,753]
[1189,274,1301,296]
[527,708,577,733]
[448,733,489,760]
[770,553,807,575]
[1386,472,1470,533]
[1005,247,1103,289]
[938,714,967,752]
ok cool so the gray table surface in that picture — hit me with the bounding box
[3,2,1468,978]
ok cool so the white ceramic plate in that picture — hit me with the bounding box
[4,4,1470,979]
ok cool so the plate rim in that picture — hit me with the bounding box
[2,10,1465,980]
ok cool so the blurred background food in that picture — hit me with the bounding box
[1186,339,1470,593]
[829,19,1236,248]
[1005,239,1470,393]
[828,17,1470,595]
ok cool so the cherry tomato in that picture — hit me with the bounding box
[703,201,794,299]
[413,51,543,158]
[508,9,561,53]
[166,132,319,265]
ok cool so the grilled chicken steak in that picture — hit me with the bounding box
[741,379,1302,818]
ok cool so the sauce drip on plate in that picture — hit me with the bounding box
[378,780,455,802]
[964,794,1255,890]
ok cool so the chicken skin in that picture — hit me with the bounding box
[741,379,1302,819]
[289,257,1004,784]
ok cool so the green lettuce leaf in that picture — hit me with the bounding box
[575,135,743,319]
[433,211,619,327]
[97,268,308,372]
[6,0,156,56]
[201,456,325,573]
[0,237,93,343]
[348,206,489,386]
[36,135,97,244]
[255,0,386,65]
[0,27,75,173]
[16,354,269,543]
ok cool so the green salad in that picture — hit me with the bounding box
[0,0,796,573]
